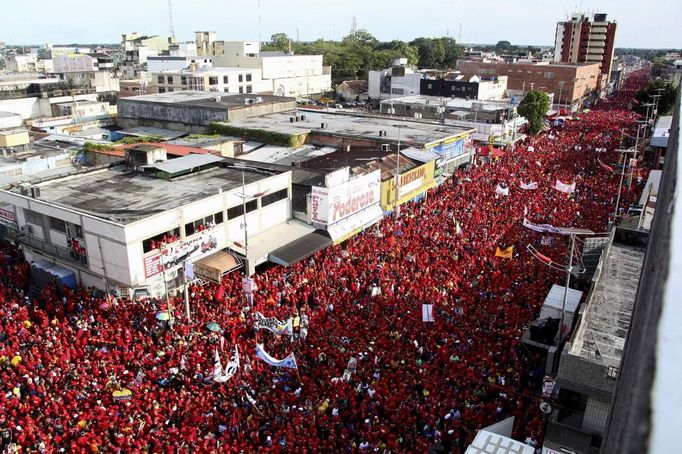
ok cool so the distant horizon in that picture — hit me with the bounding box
[1,0,680,49]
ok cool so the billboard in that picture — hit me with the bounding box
[311,170,381,227]
[0,205,16,226]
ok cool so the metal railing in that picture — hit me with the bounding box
[5,227,86,266]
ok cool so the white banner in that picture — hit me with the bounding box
[554,179,576,194]
[422,304,435,322]
[495,184,509,196]
[523,218,562,234]
[212,345,240,383]
[254,312,293,336]
[311,170,381,226]
[255,344,298,369]
[520,181,538,190]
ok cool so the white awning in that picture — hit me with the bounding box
[327,204,383,244]
[236,220,316,266]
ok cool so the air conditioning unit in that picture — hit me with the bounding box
[380,144,391,152]
[31,186,41,199]
[21,225,33,234]
[255,97,263,103]
[215,96,222,102]
[19,183,31,196]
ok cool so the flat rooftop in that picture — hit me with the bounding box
[239,143,338,166]
[15,163,276,224]
[122,91,295,110]
[382,95,510,111]
[569,241,646,367]
[229,110,472,147]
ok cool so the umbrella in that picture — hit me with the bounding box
[394,230,404,237]
[156,311,170,321]
[206,322,221,332]
[99,302,109,310]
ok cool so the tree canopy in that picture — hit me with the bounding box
[517,90,550,135]
[261,30,463,80]
[634,79,678,116]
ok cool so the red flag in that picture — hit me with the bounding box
[216,285,226,302]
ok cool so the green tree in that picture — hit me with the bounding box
[410,37,445,68]
[262,33,291,52]
[495,40,514,54]
[439,37,463,68]
[518,90,550,135]
[634,79,678,116]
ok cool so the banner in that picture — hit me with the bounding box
[311,170,381,226]
[254,312,293,335]
[255,344,298,369]
[495,184,509,196]
[520,181,539,190]
[213,345,240,383]
[597,159,614,172]
[495,246,514,259]
[422,304,435,322]
[455,220,462,236]
[523,218,562,234]
[554,180,576,194]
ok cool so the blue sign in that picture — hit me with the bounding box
[433,139,465,160]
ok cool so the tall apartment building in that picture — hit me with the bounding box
[554,13,617,87]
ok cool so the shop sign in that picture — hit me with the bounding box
[311,170,381,226]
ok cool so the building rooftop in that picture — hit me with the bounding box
[569,241,646,367]
[239,143,338,166]
[118,126,188,140]
[230,110,472,147]
[382,95,510,112]
[14,162,279,224]
[121,90,295,110]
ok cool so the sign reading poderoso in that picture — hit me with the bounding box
[311,170,380,226]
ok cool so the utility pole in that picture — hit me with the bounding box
[241,169,250,276]
[167,0,176,41]
[395,126,402,218]
[557,234,576,347]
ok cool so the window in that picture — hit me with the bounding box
[74,224,84,239]
[157,75,164,84]
[544,72,555,79]
[208,77,218,85]
[223,75,229,84]
[185,221,195,237]
[405,105,411,111]
[239,86,244,94]
[168,88,174,92]
[214,211,224,225]
[227,200,258,219]
[246,85,253,94]
[261,188,288,207]
[227,204,243,219]
[238,74,244,82]
[246,73,252,82]
[143,228,180,253]
[391,88,404,95]
[158,87,166,93]
[24,210,43,225]
[49,216,66,233]
[181,76,187,85]
[167,76,174,84]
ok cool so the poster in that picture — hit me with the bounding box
[422,304,435,322]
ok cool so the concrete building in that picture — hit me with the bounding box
[554,13,617,85]
[116,91,297,132]
[457,60,601,111]
[0,152,302,297]
[121,33,171,53]
[368,59,423,100]
[196,35,331,97]
[146,55,213,73]
[151,67,270,95]
[6,54,38,72]
[225,109,474,170]
[119,79,149,98]
[420,73,508,101]
[52,53,98,73]
[543,235,646,454]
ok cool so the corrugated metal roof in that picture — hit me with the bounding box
[143,154,224,175]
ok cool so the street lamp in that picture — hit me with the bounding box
[234,166,271,277]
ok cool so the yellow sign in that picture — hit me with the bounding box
[381,161,436,211]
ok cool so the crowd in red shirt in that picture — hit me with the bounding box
[0,70,650,453]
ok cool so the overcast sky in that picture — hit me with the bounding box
[1,0,679,49]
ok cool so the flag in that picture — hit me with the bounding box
[455,220,462,236]
[213,345,240,383]
[254,312,293,336]
[495,246,514,259]
[495,184,509,196]
[597,159,614,172]
[255,344,298,369]
[523,218,562,234]
[422,304,435,322]
[554,180,576,193]
[244,389,257,407]
[541,236,554,246]
[520,181,539,190]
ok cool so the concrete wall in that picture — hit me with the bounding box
[117,98,229,127]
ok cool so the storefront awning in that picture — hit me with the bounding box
[269,231,332,266]
[327,204,384,244]
[193,250,242,283]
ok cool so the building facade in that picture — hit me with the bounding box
[554,13,617,85]
[151,67,270,95]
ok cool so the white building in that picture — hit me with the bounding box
[7,54,39,72]
[52,54,98,73]
[147,55,213,74]
[196,36,331,97]
[152,67,270,95]
[0,152,304,298]
[368,59,423,100]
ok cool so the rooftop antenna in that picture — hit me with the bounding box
[458,23,463,43]
[167,0,176,41]
[258,0,262,44]
[351,16,358,34]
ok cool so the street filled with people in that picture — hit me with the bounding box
[0,70,650,453]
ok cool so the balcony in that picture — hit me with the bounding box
[6,227,87,267]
